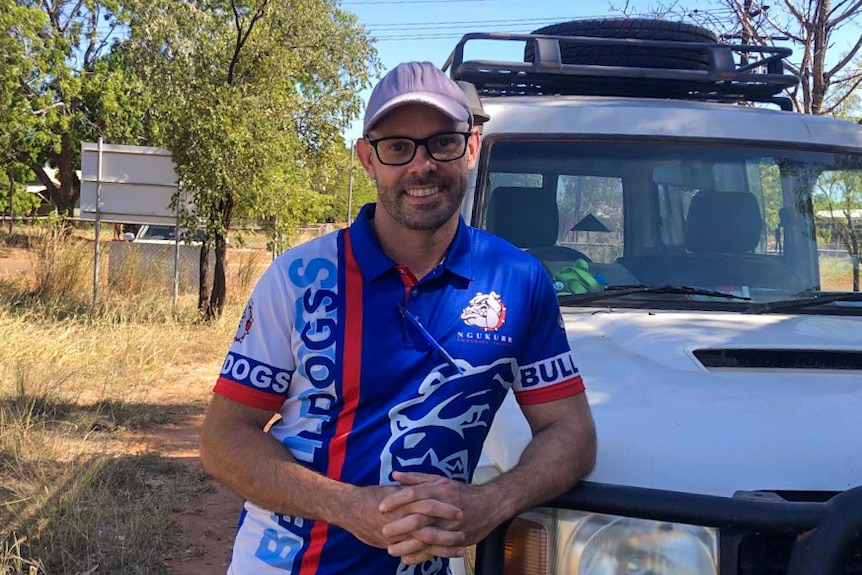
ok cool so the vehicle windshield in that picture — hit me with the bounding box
[140,225,178,240]
[478,139,862,314]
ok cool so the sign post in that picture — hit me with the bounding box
[80,142,187,304]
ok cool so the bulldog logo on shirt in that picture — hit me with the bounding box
[460,291,506,331]
[233,300,254,343]
[380,358,516,485]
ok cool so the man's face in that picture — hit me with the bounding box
[358,104,480,232]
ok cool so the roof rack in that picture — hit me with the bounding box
[443,32,798,111]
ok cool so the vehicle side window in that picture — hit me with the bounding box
[142,226,176,240]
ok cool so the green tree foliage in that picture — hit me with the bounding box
[813,169,862,290]
[0,158,43,221]
[0,2,47,209]
[1,175,44,218]
[811,92,862,290]
[123,0,378,318]
[320,141,377,224]
[1,0,142,214]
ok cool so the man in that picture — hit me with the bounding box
[200,61,596,574]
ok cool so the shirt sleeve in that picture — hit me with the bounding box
[513,263,585,406]
[213,262,297,411]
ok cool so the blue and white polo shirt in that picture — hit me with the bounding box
[214,203,584,574]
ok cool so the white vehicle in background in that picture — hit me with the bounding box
[123,224,204,244]
[110,223,210,291]
[446,19,862,575]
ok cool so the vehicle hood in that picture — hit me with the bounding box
[482,308,862,496]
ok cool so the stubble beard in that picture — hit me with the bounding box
[377,172,468,231]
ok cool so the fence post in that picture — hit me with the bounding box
[92,137,103,306]
[173,191,181,308]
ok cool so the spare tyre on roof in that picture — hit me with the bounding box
[524,18,719,71]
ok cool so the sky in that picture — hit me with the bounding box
[337,0,862,141]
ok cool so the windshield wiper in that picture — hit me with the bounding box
[742,292,862,314]
[558,284,752,306]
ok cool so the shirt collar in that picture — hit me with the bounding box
[348,203,474,282]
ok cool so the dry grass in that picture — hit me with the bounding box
[0,223,262,574]
[819,255,858,291]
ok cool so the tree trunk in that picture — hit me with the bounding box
[29,162,61,210]
[198,243,211,313]
[205,196,234,320]
[853,257,859,292]
[29,132,80,215]
[8,173,13,234]
[849,230,860,292]
[810,0,829,115]
[839,211,860,292]
[207,232,229,320]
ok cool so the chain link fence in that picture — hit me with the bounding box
[105,223,340,295]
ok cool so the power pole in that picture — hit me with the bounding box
[347,140,355,225]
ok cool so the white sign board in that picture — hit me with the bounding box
[79,142,189,225]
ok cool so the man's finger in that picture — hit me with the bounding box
[392,470,447,486]
[388,536,465,560]
[399,549,436,566]
[379,490,463,518]
[386,536,428,558]
[381,501,462,539]
[399,542,466,565]
[408,524,466,547]
[381,512,434,540]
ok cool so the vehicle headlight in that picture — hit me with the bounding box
[501,509,717,575]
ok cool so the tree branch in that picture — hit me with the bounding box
[826,32,862,77]
[82,7,98,69]
[822,74,862,114]
[780,0,807,25]
[228,0,271,86]
[828,0,862,23]
[60,0,84,34]
[28,162,58,194]
[760,2,805,42]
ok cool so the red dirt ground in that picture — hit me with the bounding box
[0,244,241,574]
[133,405,241,575]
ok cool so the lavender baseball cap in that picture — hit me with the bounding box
[363,61,472,134]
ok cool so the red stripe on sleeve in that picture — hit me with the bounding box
[515,375,585,406]
[212,377,285,411]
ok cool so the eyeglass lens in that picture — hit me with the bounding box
[371,132,468,166]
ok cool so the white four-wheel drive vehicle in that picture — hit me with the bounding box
[446,19,862,575]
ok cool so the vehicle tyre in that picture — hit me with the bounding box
[524,18,718,70]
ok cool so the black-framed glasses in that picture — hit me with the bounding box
[366,131,471,166]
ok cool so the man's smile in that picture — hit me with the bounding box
[404,185,442,198]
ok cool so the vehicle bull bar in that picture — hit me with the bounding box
[474,481,862,575]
